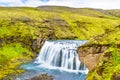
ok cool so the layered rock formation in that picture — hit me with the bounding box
[78,44,108,71]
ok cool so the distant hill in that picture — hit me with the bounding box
[37,6,120,19]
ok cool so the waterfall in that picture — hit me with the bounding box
[34,40,88,74]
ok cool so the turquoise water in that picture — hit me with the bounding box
[15,40,88,80]
[15,62,87,80]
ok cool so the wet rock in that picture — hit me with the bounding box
[28,73,53,80]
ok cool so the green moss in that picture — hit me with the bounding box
[0,7,120,41]
[0,43,34,79]
[87,46,120,80]
[0,43,31,65]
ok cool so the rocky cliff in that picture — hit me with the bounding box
[78,43,120,80]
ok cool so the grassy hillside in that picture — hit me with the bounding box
[107,9,120,18]
[37,6,119,19]
[0,6,120,79]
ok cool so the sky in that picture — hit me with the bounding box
[0,0,120,9]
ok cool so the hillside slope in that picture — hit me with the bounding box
[0,6,120,79]
[37,6,120,19]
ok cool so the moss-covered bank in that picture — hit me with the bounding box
[78,43,120,80]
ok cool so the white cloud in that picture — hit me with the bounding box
[0,0,24,6]
[0,0,18,3]
[0,0,120,9]
[82,0,120,9]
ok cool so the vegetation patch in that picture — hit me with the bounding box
[86,46,120,80]
[0,43,34,80]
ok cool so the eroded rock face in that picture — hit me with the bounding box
[32,38,46,51]
[77,44,108,72]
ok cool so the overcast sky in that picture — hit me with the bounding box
[0,0,120,9]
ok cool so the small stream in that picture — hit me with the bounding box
[15,40,88,80]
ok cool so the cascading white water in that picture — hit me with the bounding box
[35,40,88,73]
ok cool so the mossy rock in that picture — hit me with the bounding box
[29,73,53,80]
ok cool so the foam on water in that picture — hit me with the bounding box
[35,40,88,74]
[15,40,88,80]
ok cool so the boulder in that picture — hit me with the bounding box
[28,73,53,80]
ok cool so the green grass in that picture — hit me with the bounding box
[0,7,120,41]
[0,43,30,65]
[0,43,34,79]
[87,46,120,80]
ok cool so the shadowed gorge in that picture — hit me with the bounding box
[0,6,120,80]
